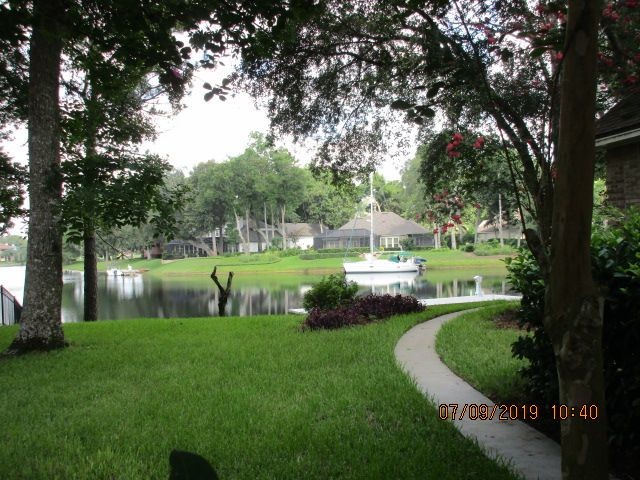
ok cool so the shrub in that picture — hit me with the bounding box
[303,306,370,330]
[303,294,425,330]
[352,294,425,319]
[400,238,415,250]
[162,253,185,260]
[302,273,359,311]
[473,242,517,256]
[299,252,359,260]
[274,247,304,257]
[507,208,640,471]
[461,243,475,252]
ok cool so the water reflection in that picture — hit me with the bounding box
[1,267,511,322]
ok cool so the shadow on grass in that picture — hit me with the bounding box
[169,450,219,479]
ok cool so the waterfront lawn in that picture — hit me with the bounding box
[66,248,509,276]
[0,304,519,479]
[435,303,527,401]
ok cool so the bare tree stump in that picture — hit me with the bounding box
[210,267,234,316]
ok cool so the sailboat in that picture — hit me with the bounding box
[342,173,420,274]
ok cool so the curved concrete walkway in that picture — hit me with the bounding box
[395,309,561,480]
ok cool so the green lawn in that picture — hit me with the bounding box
[65,248,510,276]
[0,304,520,479]
[435,303,528,401]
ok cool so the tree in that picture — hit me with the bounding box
[417,130,519,245]
[63,155,186,321]
[184,160,235,255]
[547,0,607,475]
[8,0,67,351]
[296,171,358,230]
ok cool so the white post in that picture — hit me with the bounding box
[473,275,483,296]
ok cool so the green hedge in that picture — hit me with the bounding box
[299,252,360,260]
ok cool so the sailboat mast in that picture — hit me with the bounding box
[369,172,374,255]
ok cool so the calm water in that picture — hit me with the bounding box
[0,266,511,322]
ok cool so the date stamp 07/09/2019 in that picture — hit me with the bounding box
[438,403,600,422]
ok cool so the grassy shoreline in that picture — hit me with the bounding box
[65,249,510,276]
[0,303,520,479]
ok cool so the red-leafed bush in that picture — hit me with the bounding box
[302,294,425,330]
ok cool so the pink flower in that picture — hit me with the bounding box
[555,52,564,61]
[624,74,638,85]
[472,136,485,149]
[448,151,461,158]
[433,228,439,234]
[487,36,496,45]
[452,133,463,142]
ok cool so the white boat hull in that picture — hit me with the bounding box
[343,259,419,274]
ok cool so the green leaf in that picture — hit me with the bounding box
[415,105,436,118]
[204,91,214,102]
[390,99,413,110]
[203,82,212,90]
[427,82,445,98]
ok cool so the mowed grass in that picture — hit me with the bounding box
[435,303,528,401]
[0,304,520,479]
[66,248,509,277]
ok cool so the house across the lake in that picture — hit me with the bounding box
[164,221,324,256]
[314,211,433,250]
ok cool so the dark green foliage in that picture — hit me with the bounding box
[591,209,640,464]
[0,150,25,234]
[461,243,475,252]
[162,253,185,261]
[508,210,640,469]
[302,273,358,311]
[298,252,359,260]
[303,294,425,330]
[506,251,557,407]
[400,238,415,250]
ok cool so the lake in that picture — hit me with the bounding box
[0,266,511,322]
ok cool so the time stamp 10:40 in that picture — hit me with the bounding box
[438,403,599,421]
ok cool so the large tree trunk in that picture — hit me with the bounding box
[280,205,287,250]
[233,210,248,254]
[545,0,607,478]
[474,207,481,245]
[218,226,224,254]
[245,208,251,254]
[83,227,98,321]
[210,229,218,256]
[8,0,66,352]
[263,203,269,248]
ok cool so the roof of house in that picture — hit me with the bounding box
[338,211,428,236]
[284,223,323,237]
[596,90,640,140]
